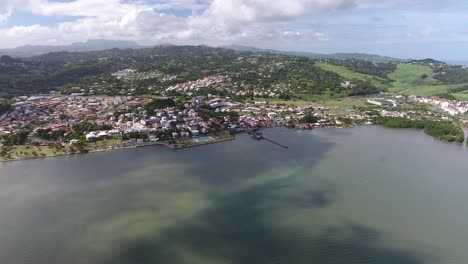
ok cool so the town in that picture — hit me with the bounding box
[2,84,467,161]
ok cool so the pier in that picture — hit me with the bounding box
[262,137,289,148]
[248,129,288,148]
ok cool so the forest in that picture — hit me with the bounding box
[0,101,11,115]
[325,59,397,79]
[0,46,385,98]
[376,117,464,143]
[434,65,468,84]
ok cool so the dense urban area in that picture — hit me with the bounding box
[1,45,468,160]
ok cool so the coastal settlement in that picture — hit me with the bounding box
[1,89,467,161]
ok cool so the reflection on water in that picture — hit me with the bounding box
[0,126,467,264]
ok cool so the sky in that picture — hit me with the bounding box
[0,0,467,60]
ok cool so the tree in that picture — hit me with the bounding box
[301,113,318,123]
[144,98,176,113]
[0,102,11,115]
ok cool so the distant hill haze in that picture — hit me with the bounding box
[224,45,404,63]
[1,40,403,62]
[0,40,142,57]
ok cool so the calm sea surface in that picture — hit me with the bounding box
[1,126,468,264]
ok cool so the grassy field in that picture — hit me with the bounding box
[399,84,462,96]
[253,98,314,107]
[5,145,66,160]
[388,64,433,92]
[316,63,388,88]
[87,138,123,149]
[452,93,468,101]
[320,98,367,108]
[398,83,468,100]
[254,95,366,108]
[318,98,368,114]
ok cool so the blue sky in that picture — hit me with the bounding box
[0,0,467,60]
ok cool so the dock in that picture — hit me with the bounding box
[263,137,289,148]
[248,129,288,148]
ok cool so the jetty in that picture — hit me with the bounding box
[262,137,289,148]
[248,129,288,148]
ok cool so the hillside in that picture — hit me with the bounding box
[315,63,388,89]
[388,64,433,92]
[0,40,142,57]
[387,62,468,100]
[0,45,386,98]
[224,45,402,62]
[1,44,464,100]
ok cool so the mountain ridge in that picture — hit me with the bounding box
[1,40,404,62]
[224,45,404,62]
[0,40,142,57]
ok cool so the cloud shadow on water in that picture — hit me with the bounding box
[101,129,431,264]
[174,129,338,187]
[106,178,431,264]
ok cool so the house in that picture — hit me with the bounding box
[267,112,278,119]
[85,133,98,141]
[296,123,311,130]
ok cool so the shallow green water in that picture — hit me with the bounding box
[1,126,468,264]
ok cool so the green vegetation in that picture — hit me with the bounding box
[72,123,113,137]
[122,132,148,140]
[383,62,468,99]
[399,83,468,97]
[376,117,464,143]
[0,131,30,146]
[301,113,319,123]
[0,46,383,98]
[347,80,383,96]
[315,63,387,89]
[87,138,123,149]
[325,59,397,79]
[424,121,465,143]
[388,64,433,92]
[376,117,425,129]
[144,98,176,113]
[0,101,11,114]
[1,145,66,160]
[199,110,239,122]
[35,129,65,141]
[434,93,457,100]
[434,65,468,84]
[451,93,468,101]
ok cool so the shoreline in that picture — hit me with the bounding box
[0,135,235,162]
[2,123,466,162]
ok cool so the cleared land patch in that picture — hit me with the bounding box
[388,64,433,92]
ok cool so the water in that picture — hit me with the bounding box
[444,60,468,66]
[1,126,468,264]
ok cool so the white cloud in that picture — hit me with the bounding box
[420,25,440,37]
[405,25,441,39]
[0,8,12,24]
[199,0,357,24]
[1,0,360,48]
[0,0,451,49]
[7,0,138,18]
[5,24,51,37]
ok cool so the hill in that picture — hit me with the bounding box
[1,44,457,100]
[315,63,388,89]
[0,40,142,57]
[224,45,402,62]
[388,64,434,92]
[0,45,387,97]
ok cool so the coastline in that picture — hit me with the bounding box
[2,123,466,163]
[0,135,235,162]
